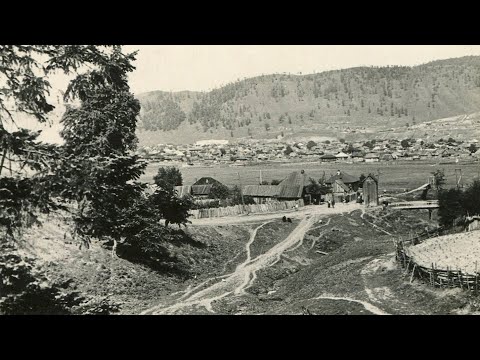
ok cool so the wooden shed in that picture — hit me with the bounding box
[363,174,379,207]
[242,185,280,204]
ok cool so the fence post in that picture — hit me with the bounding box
[431,263,435,287]
[475,272,479,295]
[447,267,451,288]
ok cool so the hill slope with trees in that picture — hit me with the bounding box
[136,56,480,145]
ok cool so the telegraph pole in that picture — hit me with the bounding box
[237,172,245,205]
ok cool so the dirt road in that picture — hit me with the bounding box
[141,214,320,314]
[190,203,362,226]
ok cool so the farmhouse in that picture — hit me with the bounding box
[335,152,350,161]
[277,170,308,201]
[325,170,361,192]
[191,177,225,199]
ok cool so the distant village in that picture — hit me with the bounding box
[137,137,480,165]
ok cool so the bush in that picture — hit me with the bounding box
[438,188,464,228]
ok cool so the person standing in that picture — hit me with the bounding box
[332,199,335,208]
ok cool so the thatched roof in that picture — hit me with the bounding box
[242,185,279,197]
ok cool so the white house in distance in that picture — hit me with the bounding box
[195,139,229,146]
[364,153,380,163]
[335,152,350,161]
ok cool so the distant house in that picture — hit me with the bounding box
[321,154,337,162]
[351,150,365,162]
[380,153,394,161]
[364,153,380,163]
[335,152,350,161]
[362,175,379,207]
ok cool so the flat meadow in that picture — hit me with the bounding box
[140,159,480,193]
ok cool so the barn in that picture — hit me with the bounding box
[362,174,379,207]
[242,185,279,204]
[189,177,226,199]
[191,184,213,199]
[277,170,309,202]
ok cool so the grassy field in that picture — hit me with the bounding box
[141,159,480,193]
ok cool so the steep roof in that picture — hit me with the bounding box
[325,171,359,184]
[362,174,379,184]
[242,185,279,197]
[278,171,308,198]
[335,152,349,158]
[193,177,223,186]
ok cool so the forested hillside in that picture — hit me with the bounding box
[137,56,480,144]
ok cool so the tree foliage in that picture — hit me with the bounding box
[306,140,317,150]
[153,166,183,190]
[0,45,137,238]
[209,183,230,200]
[431,169,446,192]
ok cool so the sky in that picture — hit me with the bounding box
[123,45,480,94]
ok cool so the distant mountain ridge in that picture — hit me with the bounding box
[136,56,480,145]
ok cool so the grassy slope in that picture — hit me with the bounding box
[20,215,253,314]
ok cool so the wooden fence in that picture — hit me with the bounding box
[394,229,480,294]
[189,199,304,219]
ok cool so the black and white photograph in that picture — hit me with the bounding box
[2,44,480,316]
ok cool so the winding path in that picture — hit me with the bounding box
[141,215,319,315]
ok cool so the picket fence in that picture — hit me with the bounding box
[189,199,304,219]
